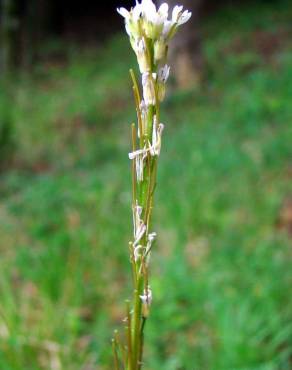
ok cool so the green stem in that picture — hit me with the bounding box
[131,274,144,369]
[138,317,147,370]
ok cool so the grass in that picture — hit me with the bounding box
[0,1,292,369]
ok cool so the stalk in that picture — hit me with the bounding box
[114,2,192,369]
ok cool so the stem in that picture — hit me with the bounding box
[125,41,161,370]
[138,317,147,370]
[132,274,144,369]
[126,301,134,370]
[112,335,121,370]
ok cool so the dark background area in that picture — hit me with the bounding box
[0,0,281,68]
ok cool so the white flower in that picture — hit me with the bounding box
[133,2,143,21]
[141,0,157,22]
[177,10,192,25]
[117,3,142,37]
[118,1,191,42]
[172,5,192,26]
[158,3,169,20]
[140,0,168,24]
[171,5,183,22]
[117,2,142,21]
[140,0,169,39]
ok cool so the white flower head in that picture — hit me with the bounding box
[118,1,191,45]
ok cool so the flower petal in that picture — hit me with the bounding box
[158,3,169,20]
[141,0,157,18]
[177,10,192,25]
[172,5,183,23]
[117,7,130,19]
[132,2,142,20]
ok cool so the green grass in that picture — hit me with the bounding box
[0,1,292,369]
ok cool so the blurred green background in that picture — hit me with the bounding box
[0,0,292,369]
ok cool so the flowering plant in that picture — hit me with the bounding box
[113,1,191,369]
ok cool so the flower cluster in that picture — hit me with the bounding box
[117,0,192,70]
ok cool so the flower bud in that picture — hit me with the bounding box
[154,38,167,62]
[134,38,150,73]
[142,72,156,106]
[157,65,170,102]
